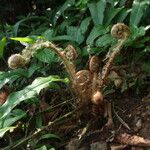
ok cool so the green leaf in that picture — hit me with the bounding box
[79,17,91,34]
[86,25,110,46]
[53,18,91,44]
[42,29,54,41]
[51,35,74,41]
[36,115,43,128]
[27,63,41,78]
[0,69,28,90]
[95,34,115,47]
[13,16,50,36]
[0,109,26,128]
[88,0,106,25]
[115,8,131,22]
[10,37,34,43]
[130,0,150,26]
[104,7,123,25]
[0,37,7,58]
[36,145,47,150]
[126,26,146,46]
[38,133,61,142]
[118,0,128,7]
[144,46,150,53]
[34,48,58,64]
[67,26,84,44]
[0,126,16,138]
[0,76,68,119]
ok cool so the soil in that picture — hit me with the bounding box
[51,92,150,150]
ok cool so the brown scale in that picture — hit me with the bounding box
[64,44,78,61]
[92,103,105,117]
[73,70,93,101]
[111,23,130,39]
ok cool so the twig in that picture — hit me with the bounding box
[113,108,131,130]
[78,122,91,140]
[36,99,73,115]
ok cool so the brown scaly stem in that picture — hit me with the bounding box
[100,39,125,88]
[99,23,130,88]
[41,41,76,82]
[8,41,76,82]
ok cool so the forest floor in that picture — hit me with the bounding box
[66,96,150,150]
[0,62,149,150]
[46,91,150,150]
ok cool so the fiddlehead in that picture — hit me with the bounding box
[100,23,130,88]
[111,23,130,40]
[64,44,78,61]
[8,54,26,69]
[74,70,93,100]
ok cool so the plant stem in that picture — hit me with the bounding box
[43,42,75,82]
[99,39,126,88]
[36,99,73,115]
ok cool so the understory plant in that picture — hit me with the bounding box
[0,0,149,149]
[7,23,130,127]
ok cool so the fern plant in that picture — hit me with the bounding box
[0,0,150,149]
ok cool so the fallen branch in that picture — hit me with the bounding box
[116,133,150,147]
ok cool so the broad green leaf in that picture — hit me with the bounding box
[0,109,26,128]
[57,18,91,44]
[79,17,91,34]
[13,16,50,36]
[86,25,110,46]
[0,126,16,138]
[115,8,131,22]
[88,0,106,25]
[104,7,123,25]
[34,48,58,64]
[0,76,68,119]
[126,26,146,46]
[75,0,90,10]
[67,26,84,44]
[130,0,150,26]
[0,69,28,90]
[42,29,54,41]
[118,0,128,7]
[51,35,74,41]
[0,37,7,58]
[96,34,115,47]
[27,63,41,78]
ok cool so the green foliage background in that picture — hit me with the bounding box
[0,0,150,149]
